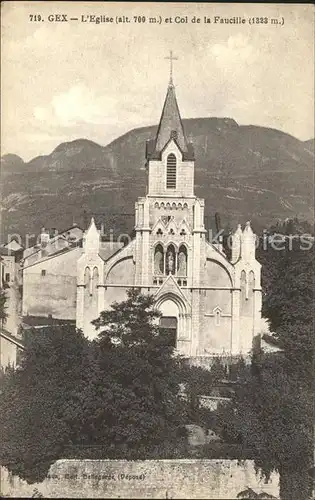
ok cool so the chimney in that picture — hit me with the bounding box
[40,227,50,247]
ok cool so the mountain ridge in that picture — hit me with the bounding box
[1,117,314,242]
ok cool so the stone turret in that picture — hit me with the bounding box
[241,221,256,262]
[231,224,242,264]
[83,218,100,254]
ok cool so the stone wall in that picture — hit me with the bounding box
[23,248,81,320]
[1,459,279,499]
[1,255,22,335]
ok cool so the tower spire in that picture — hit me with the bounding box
[151,52,187,153]
[165,50,178,86]
[145,53,194,161]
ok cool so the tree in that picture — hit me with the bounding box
[0,290,189,483]
[218,352,313,498]
[257,223,314,381]
[0,325,90,483]
[85,288,188,457]
[215,220,314,500]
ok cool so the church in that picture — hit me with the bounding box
[76,73,263,358]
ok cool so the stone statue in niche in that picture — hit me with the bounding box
[154,246,164,275]
[166,248,175,275]
[178,249,187,276]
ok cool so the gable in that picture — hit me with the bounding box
[161,138,184,160]
[154,274,191,312]
[3,240,24,252]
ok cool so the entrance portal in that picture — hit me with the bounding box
[159,316,177,347]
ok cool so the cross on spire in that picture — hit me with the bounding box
[165,50,178,85]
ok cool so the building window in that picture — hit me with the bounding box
[214,308,221,326]
[5,273,10,282]
[41,269,46,277]
[166,153,176,189]
[215,310,220,326]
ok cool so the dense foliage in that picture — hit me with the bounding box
[0,290,188,483]
[77,289,188,456]
[215,219,314,500]
[257,219,314,382]
[0,326,89,483]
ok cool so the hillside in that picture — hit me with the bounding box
[304,138,314,153]
[1,118,314,243]
[1,154,25,172]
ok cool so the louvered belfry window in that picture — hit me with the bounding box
[166,153,177,189]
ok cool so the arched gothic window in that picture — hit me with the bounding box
[240,270,248,300]
[177,245,187,276]
[166,154,177,189]
[92,267,99,295]
[154,244,164,275]
[84,267,91,298]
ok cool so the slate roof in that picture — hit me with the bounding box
[156,82,187,152]
[98,242,124,262]
[146,82,194,161]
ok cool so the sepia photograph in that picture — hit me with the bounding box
[0,2,314,499]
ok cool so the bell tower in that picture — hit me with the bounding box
[145,77,195,197]
[134,54,206,309]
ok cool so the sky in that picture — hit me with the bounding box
[1,2,314,161]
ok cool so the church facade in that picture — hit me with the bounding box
[76,78,263,357]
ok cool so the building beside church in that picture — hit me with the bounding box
[76,77,263,357]
[0,242,24,367]
[22,225,84,323]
